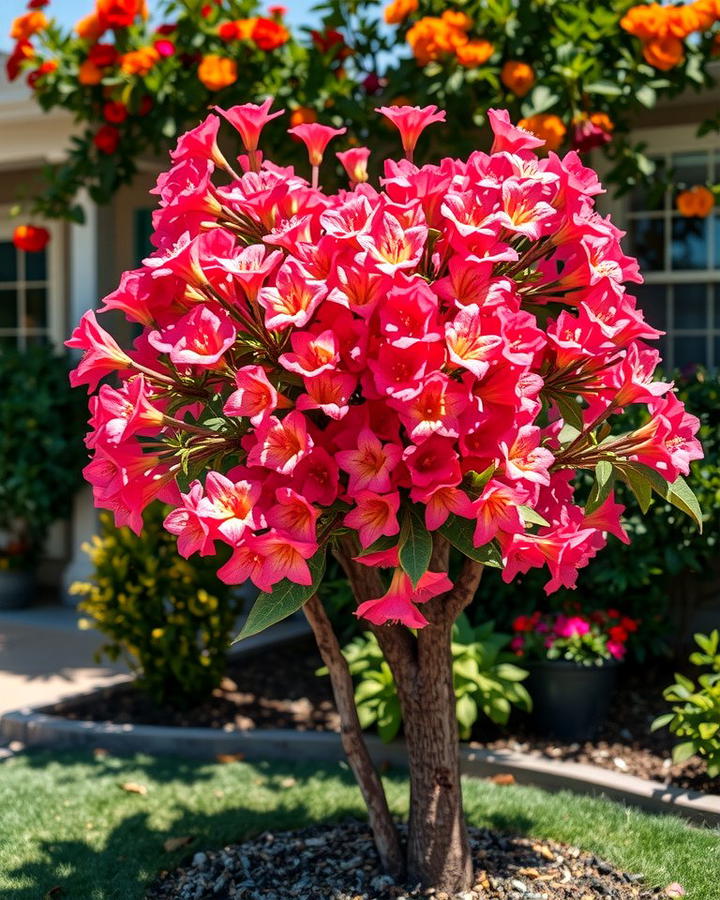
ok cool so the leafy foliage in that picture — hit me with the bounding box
[323,615,531,742]
[652,630,720,778]
[0,346,86,568]
[71,507,242,706]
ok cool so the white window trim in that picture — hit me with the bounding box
[0,204,64,350]
[604,125,720,370]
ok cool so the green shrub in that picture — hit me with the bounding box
[71,507,242,706]
[325,615,531,742]
[652,631,720,778]
[474,369,720,660]
[0,346,86,568]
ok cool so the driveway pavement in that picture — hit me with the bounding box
[0,606,129,716]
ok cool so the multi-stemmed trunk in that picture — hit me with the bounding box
[301,536,483,894]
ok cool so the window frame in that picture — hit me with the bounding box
[604,124,720,370]
[0,205,64,351]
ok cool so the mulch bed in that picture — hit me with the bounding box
[56,638,716,794]
[147,819,658,900]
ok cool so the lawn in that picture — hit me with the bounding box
[0,749,718,900]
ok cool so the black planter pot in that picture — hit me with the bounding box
[524,658,620,742]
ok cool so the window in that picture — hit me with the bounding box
[0,213,62,351]
[625,146,720,370]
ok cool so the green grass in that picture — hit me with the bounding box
[0,750,717,899]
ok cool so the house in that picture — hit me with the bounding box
[0,51,718,602]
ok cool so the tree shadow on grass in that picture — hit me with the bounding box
[3,752,407,900]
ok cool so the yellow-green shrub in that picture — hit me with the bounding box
[71,506,242,707]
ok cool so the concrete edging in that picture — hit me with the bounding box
[2,701,718,827]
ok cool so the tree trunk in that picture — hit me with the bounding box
[303,592,404,879]
[334,538,484,894]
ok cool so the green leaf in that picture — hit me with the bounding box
[354,534,398,557]
[586,460,615,515]
[518,505,550,528]
[555,394,585,431]
[438,515,503,568]
[617,463,652,513]
[398,507,432,587]
[650,712,674,731]
[233,549,326,642]
[624,464,703,531]
[672,741,698,764]
[585,80,623,98]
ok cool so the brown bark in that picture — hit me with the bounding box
[334,538,484,893]
[303,592,404,879]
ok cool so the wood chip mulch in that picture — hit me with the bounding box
[146,819,661,900]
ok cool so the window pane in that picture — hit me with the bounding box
[712,216,720,270]
[629,161,666,212]
[25,249,47,281]
[674,335,707,371]
[714,284,720,328]
[673,283,707,330]
[629,218,665,271]
[0,289,17,328]
[634,283,667,331]
[25,287,47,328]
[672,152,708,192]
[0,242,17,282]
[671,216,708,270]
[25,333,49,348]
[715,336,720,369]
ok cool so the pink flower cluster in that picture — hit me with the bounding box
[511,609,639,661]
[67,100,702,630]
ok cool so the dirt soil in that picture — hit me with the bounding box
[56,638,716,794]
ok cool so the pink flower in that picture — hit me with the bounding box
[288,123,346,167]
[355,567,452,628]
[554,615,591,638]
[214,98,284,152]
[224,365,279,425]
[247,411,313,475]
[151,306,236,368]
[375,104,446,160]
[336,147,370,184]
[66,310,133,392]
[344,490,400,548]
[337,428,402,495]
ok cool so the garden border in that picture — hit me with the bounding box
[1,692,718,828]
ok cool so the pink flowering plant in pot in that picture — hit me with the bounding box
[67,100,703,892]
[511,609,640,665]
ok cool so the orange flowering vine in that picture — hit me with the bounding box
[384,0,418,26]
[197,54,238,90]
[518,114,567,152]
[676,185,715,218]
[500,60,535,96]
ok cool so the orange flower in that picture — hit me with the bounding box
[251,17,289,50]
[218,18,258,40]
[406,16,467,64]
[78,60,104,85]
[590,111,614,134]
[10,11,48,40]
[441,10,473,31]
[75,12,105,41]
[500,60,535,96]
[384,0,418,25]
[455,39,494,68]
[119,46,160,76]
[197,54,237,90]
[620,4,670,41]
[13,224,50,253]
[518,114,566,152]
[676,185,715,217]
[642,35,685,70]
[289,107,317,127]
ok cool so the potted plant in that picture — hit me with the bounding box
[510,610,639,741]
[0,346,87,608]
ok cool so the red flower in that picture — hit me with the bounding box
[608,625,629,644]
[155,23,177,35]
[620,616,638,633]
[6,39,34,81]
[93,125,120,154]
[512,614,537,633]
[137,96,153,116]
[26,59,56,88]
[13,224,50,253]
[218,21,238,41]
[96,0,144,29]
[251,17,289,51]
[103,100,128,124]
[27,0,49,8]
[311,28,345,54]
[87,43,118,67]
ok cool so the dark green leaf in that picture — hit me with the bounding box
[398,507,432,587]
[438,515,503,568]
[586,460,615,514]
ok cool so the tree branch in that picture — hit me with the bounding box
[303,593,404,878]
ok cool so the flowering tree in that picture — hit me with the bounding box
[67,101,703,892]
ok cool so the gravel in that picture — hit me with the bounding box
[147,820,658,900]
